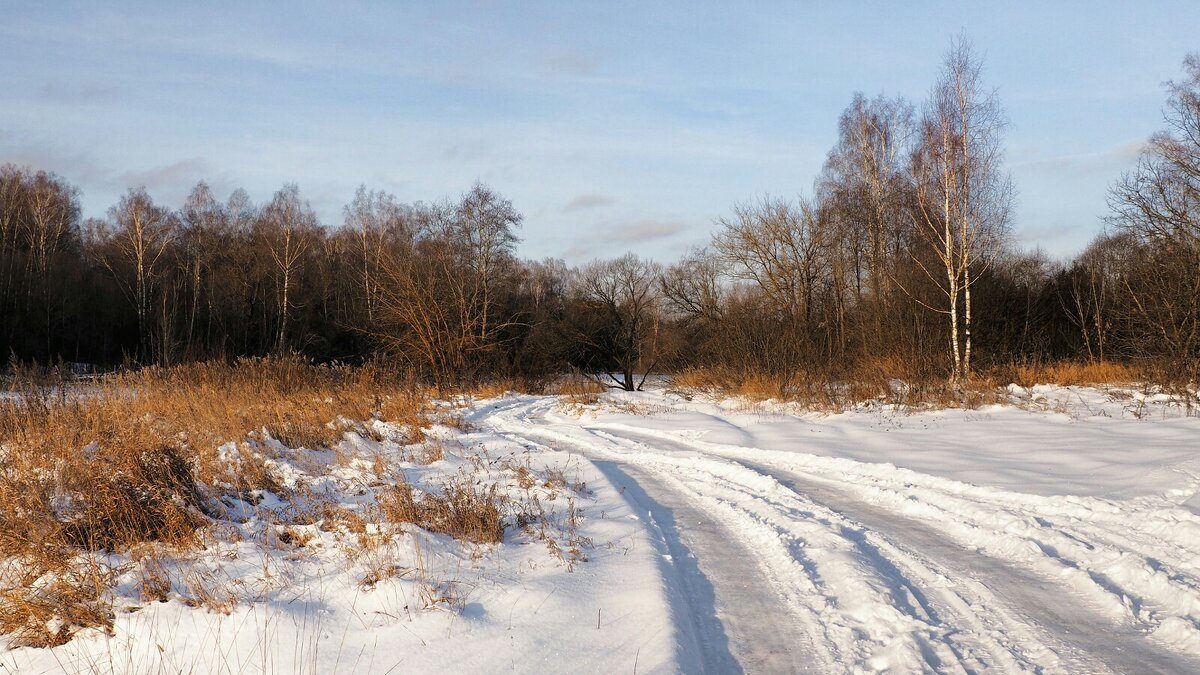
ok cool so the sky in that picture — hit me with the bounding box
[1,1,1197,264]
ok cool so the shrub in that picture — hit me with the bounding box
[380,478,505,544]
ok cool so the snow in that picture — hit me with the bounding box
[589,385,1200,500]
[3,413,679,674]
[6,385,1200,673]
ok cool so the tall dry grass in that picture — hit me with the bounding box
[668,358,1194,412]
[0,356,434,646]
[670,359,1006,411]
[998,360,1146,387]
[379,478,504,544]
[547,374,607,411]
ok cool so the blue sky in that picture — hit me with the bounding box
[1,1,1197,263]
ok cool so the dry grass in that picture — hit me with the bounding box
[0,360,602,651]
[0,356,429,558]
[379,477,505,544]
[0,558,116,648]
[672,366,852,409]
[1000,360,1146,387]
[0,356,434,646]
[468,378,526,399]
[548,375,606,411]
[670,363,1004,411]
[671,358,1186,412]
[497,452,593,570]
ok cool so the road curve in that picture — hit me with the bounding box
[481,396,1200,674]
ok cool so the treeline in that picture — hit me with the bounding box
[0,173,541,374]
[647,47,1200,388]
[1,45,1197,389]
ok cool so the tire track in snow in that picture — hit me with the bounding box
[485,400,840,672]
[592,459,826,674]
[593,412,1200,662]
[484,398,1048,672]
[607,427,1186,674]
[745,461,1200,675]
[587,427,1055,674]
[582,414,1200,673]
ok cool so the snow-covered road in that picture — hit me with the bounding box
[479,390,1200,673]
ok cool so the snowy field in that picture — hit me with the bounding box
[6,385,1200,673]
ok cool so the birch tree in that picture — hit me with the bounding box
[260,184,318,353]
[18,171,79,356]
[452,182,521,345]
[344,186,415,327]
[908,39,1011,381]
[822,94,915,304]
[102,188,177,362]
[179,182,228,356]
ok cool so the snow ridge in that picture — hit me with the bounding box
[482,392,1200,673]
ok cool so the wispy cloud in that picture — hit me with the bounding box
[611,219,686,243]
[563,193,616,211]
[541,52,598,78]
[37,82,120,104]
[0,138,235,211]
[1011,141,1145,174]
[118,158,214,191]
[0,140,111,186]
[559,244,592,260]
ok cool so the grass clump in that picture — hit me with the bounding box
[380,477,505,544]
[548,375,606,412]
[0,559,116,648]
[0,355,434,646]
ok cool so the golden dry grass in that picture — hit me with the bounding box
[0,359,605,648]
[547,375,606,410]
[670,363,1005,411]
[0,356,435,644]
[0,357,429,557]
[0,556,117,648]
[379,477,505,544]
[673,359,1176,412]
[1002,360,1146,387]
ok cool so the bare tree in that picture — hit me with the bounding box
[1108,54,1200,365]
[661,247,726,324]
[1111,54,1200,254]
[100,188,177,362]
[259,184,318,353]
[908,39,1011,381]
[572,254,664,391]
[0,167,23,318]
[452,182,521,345]
[179,182,228,356]
[822,93,915,305]
[22,172,78,295]
[344,186,415,327]
[1059,234,1128,363]
[713,197,829,327]
[1103,55,1200,366]
[369,184,524,385]
[15,171,80,356]
[374,214,478,385]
